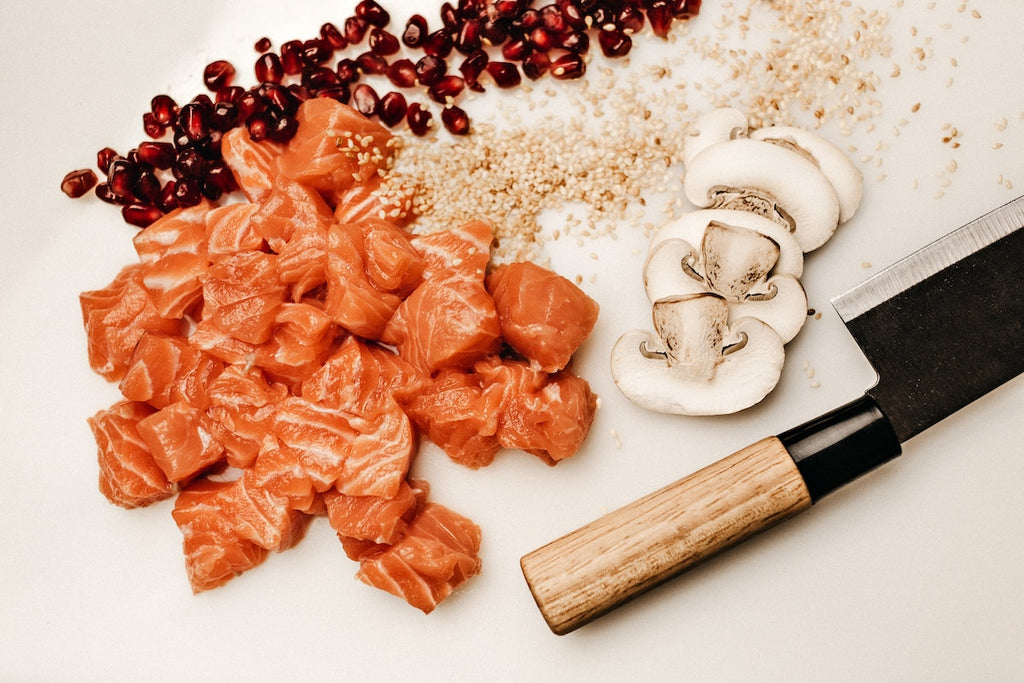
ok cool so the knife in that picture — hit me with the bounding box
[520,195,1024,635]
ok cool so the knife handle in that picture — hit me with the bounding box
[520,396,902,635]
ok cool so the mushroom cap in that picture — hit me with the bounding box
[729,274,808,343]
[683,138,841,252]
[682,107,749,168]
[610,316,785,416]
[649,209,804,279]
[750,125,863,223]
[644,237,706,303]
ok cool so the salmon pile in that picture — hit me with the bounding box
[80,98,600,613]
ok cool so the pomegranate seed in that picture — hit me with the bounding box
[403,15,429,47]
[60,169,97,198]
[559,31,589,54]
[156,182,178,212]
[550,52,585,79]
[598,29,631,57]
[173,177,202,207]
[647,3,674,37]
[320,22,348,50]
[191,93,214,109]
[441,105,470,135]
[502,38,531,61]
[422,30,453,58]
[541,5,567,34]
[255,52,284,83]
[459,50,489,92]
[267,112,299,143]
[217,85,244,104]
[301,39,333,66]
[481,20,509,47]
[336,58,360,83]
[522,51,551,79]
[455,19,482,54]
[174,147,205,178]
[674,0,702,18]
[142,112,166,139]
[351,83,380,116]
[378,91,408,127]
[428,75,465,103]
[236,90,265,121]
[355,0,390,28]
[618,6,645,33]
[303,65,341,91]
[95,183,118,204]
[211,101,239,130]
[406,102,434,136]
[261,83,299,113]
[280,43,304,75]
[387,59,418,88]
[203,60,236,92]
[415,55,447,86]
[356,51,389,75]
[122,203,163,228]
[254,36,272,53]
[495,0,525,19]
[368,28,400,56]
[132,169,161,203]
[107,159,135,202]
[136,141,175,169]
[150,94,178,126]
[96,148,118,174]
[514,8,542,32]
[557,0,588,30]
[486,61,521,88]
[344,17,368,44]
[439,3,459,30]
[205,159,238,193]
[178,103,212,142]
[529,27,555,51]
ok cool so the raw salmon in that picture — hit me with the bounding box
[333,173,413,227]
[253,302,337,391]
[88,400,173,508]
[119,332,223,410]
[132,202,211,319]
[136,401,225,483]
[201,250,287,345]
[324,221,401,339]
[80,263,184,382]
[411,218,493,282]
[220,126,284,203]
[487,261,600,372]
[276,223,328,302]
[355,502,482,614]
[205,202,263,260]
[248,179,333,253]
[206,364,288,470]
[323,478,425,545]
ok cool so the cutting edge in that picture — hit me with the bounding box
[831,195,1024,322]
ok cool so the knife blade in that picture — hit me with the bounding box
[520,196,1024,635]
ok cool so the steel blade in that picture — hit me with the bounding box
[831,196,1024,442]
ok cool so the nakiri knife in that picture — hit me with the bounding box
[520,195,1024,635]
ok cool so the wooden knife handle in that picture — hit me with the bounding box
[520,437,812,635]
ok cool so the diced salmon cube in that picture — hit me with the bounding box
[119,332,223,409]
[136,401,225,483]
[220,126,285,203]
[88,400,173,509]
[201,251,287,345]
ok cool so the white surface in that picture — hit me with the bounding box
[3,2,1022,681]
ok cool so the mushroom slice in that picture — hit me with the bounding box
[649,209,804,279]
[750,125,863,223]
[643,238,706,303]
[730,274,808,343]
[651,293,729,381]
[610,315,785,416]
[683,138,841,252]
[682,107,749,168]
[701,222,780,300]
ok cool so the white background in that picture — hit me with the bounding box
[2,1,1022,681]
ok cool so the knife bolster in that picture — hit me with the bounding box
[779,394,902,502]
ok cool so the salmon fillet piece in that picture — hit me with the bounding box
[356,502,482,614]
[201,250,287,345]
[80,263,184,382]
[276,223,328,301]
[333,173,413,227]
[411,219,493,282]
[220,126,284,203]
[205,202,263,260]
[487,261,600,372]
[88,400,173,508]
[254,302,338,392]
[323,479,426,545]
[248,179,333,253]
[206,365,288,470]
[324,221,401,339]
[132,202,211,319]
[119,332,223,410]
[136,401,225,483]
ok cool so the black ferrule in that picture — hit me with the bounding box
[778,394,902,503]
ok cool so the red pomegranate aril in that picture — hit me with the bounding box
[203,60,236,92]
[156,181,178,213]
[173,177,202,207]
[320,22,348,50]
[60,169,98,199]
[481,20,509,47]
[96,147,119,175]
[267,112,299,143]
[486,61,521,88]
[403,14,429,47]
[406,102,433,136]
[318,84,352,104]
[414,55,447,86]
[150,94,178,126]
[122,203,164,228]
[598,29,632,57]
[459,50,489,92]
[255,52,284,84]
[254,36,272,53]
[351,83,380,117]
[522,51,551,79]
[355,0,390,28]
[302,65,341,92]
[301,39,333,66]
[356,51,389,75]
[514,8,543,31]
[174,147,205,178]
[132,169,162,204]
[178,103,213,143]
[246,112,270,141]
[559,30,589,54]
[216,85,244,105]
[674,0,702,18]
[335,58,360,84]
[428,75,465,103]
[617,6,645,33]
[280,41,305,75]
[550,52,585,79]
[236,90,265,122]
[387,59,418,88]
[142,112,166,139]
[345,16,368,44]
[422,29,453,58]
[502,37,531,61]
[136,141,175,169]
[557,0,588,30]
[95,183,119,205]
[261,83,299,113]
[647,3,674,37]
[439,2,459,30]
[455,19,482,54]
[540,5,568,34]
[494,0,525,19]
[204,159,238,193]
[529,26,555,51]
[369,28,400,56]
[441,104,470,135]
[107,160,135,202]
[378,91,408,127]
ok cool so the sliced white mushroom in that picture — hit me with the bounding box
[644,238,808,343]
[611,301,785,416]
[683,138,841,252]
[682,107,749,168]
[701,222,780,300]
[649,209,804,279]
[750,125,863,223]
[651,293,729,381]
